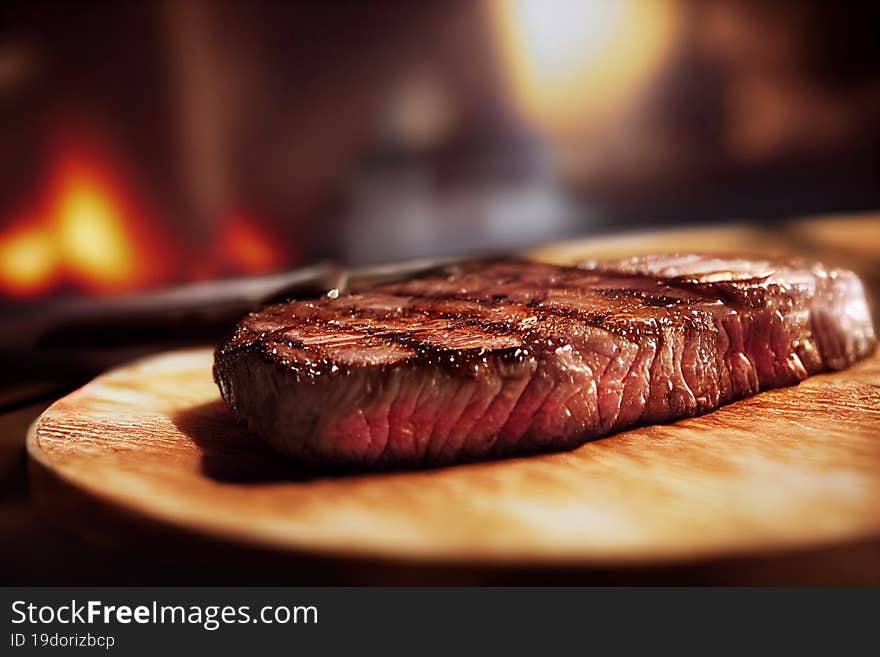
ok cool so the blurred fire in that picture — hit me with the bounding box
[214,213,287,275]
[0,142,286,299]
[0,213,54,297]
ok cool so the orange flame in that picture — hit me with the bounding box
[0,214,55,297]
[214,212,287,276]
[0,142,290,299]
[52,151,177,293]
[0,147,175,297]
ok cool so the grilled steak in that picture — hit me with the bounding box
[214,255,876,468]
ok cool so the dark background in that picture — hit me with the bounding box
[0,0,878,299]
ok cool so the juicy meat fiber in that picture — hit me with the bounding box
[214,255,876,468]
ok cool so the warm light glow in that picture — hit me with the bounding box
[0,219,56,296]
[214,213,285,275]
[0,145,175,297]
[489,0,678,136]
[56,171,137,287]
[0,139,290,298]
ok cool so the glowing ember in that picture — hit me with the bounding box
[214,213,286,275]
[57,175,136,285]
[0,141,290,298]
[0,147,173,297]
[49,153,169,293]
[0,216,55,296]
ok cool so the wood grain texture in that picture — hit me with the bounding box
[28,345,880,566]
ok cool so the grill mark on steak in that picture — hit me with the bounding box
[215,255,876,468]
[298,294,533,462]
[236,261,715,379]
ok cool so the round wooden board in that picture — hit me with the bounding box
[27,347,880,574]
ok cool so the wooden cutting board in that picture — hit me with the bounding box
[28,345,880,572]
[25,216,880,582]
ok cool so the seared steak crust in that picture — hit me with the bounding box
[214,255,876,467]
